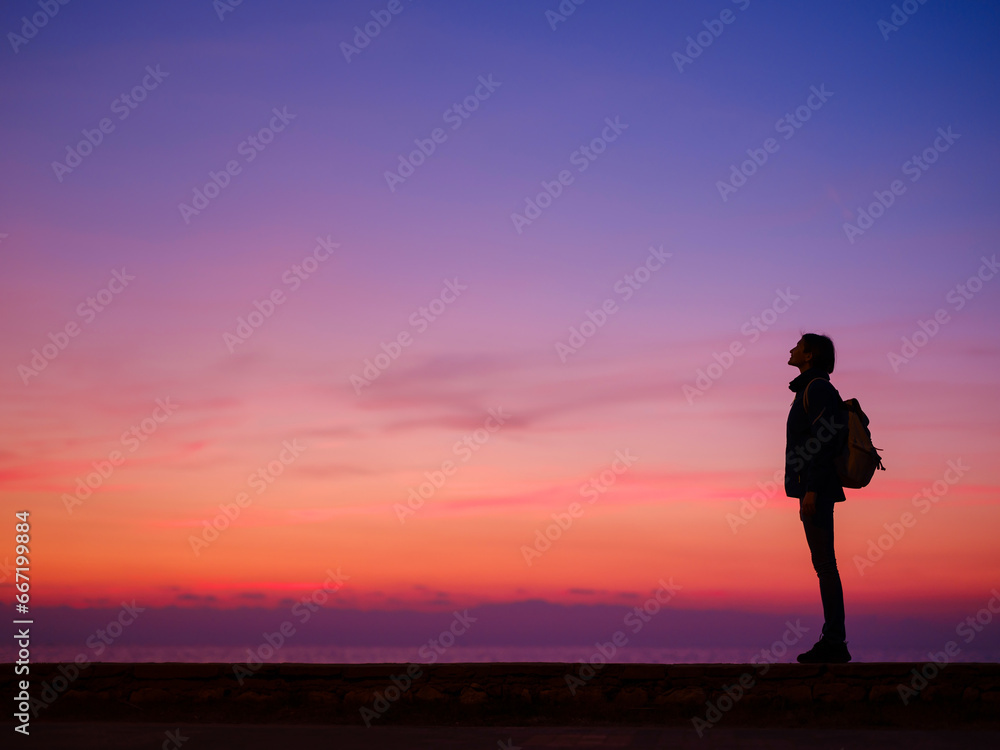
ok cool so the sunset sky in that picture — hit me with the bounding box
[1,0,998,656]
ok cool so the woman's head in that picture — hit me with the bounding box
[797,332,836,373]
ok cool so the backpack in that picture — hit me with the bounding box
[805,382,886,489]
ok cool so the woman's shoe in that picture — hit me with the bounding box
[796,638,851,663]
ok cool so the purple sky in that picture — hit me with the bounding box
[1,0,998,659]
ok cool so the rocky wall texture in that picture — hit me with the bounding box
[5,662,999,728]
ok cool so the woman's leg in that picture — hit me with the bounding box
[800,495,846,641]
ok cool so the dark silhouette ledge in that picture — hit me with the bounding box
[6,662,999,728]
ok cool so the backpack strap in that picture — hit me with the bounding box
[803,377,843,417]
[803,379,818,417]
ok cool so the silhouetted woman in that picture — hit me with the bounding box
[785,333,850,663]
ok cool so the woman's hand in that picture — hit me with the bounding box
[800,491,817,517]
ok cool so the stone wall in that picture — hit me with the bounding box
[5,662,999,727]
